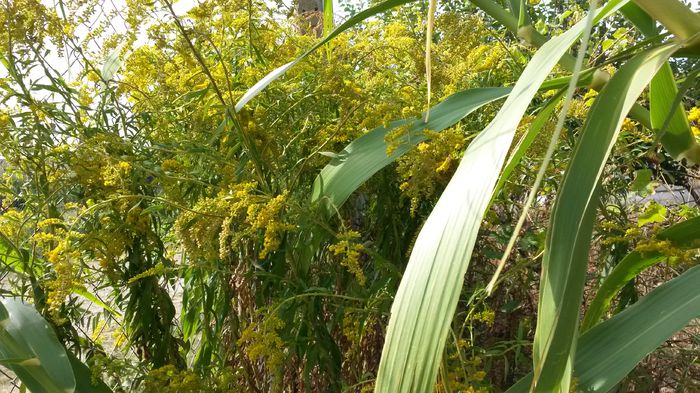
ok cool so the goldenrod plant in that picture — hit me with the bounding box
[0,0,699,391]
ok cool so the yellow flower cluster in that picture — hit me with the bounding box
[125,207,151,235]
[160,159,181,172]
[329,229,366,285]
[101,161,132,188]
[395,129,465,213]
[635,238,698,267]
[176,196,234,261]
[246,192,295,260]
[143,365,202,393]
[176,183,295,261]
[472,309,496,326]
[127,262,167,284]
[45,237,81,320]
[437,354,489,393]
[689,106,700,137]
[238,310,286,384]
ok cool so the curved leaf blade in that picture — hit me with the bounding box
[0,299,76,393]
[622,3,700,164]
[507,264,700,393]
[311,87,510,217]
[650,63,700,163]
[532,43,680,391]
[375,2,630,391]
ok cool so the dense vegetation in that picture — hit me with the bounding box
[0,0,699,392]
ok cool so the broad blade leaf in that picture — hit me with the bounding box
[622,3,700,164]
[311,87,510,217]
[375,2,629,391]
[0,299,76,393]
[650,63,700,163]
[507,264,700,393]
[101,45,123,82]
[532,43,680,391]
[69,352,114,393]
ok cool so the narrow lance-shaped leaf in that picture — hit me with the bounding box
[375,2,630,391]
[581,215,700,331]
[235,0,418,111]
[507,264,700,393]
[531,43,680,392]
[323,0,333,38]
[300,88,508,276]
[312,73,587,219]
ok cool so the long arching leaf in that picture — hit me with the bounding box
[375,2,630,391]
[531,43,680,391]
[311,87,510,218]
[0,299,76,393]
[507,264,700,393]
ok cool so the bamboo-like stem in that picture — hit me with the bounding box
[633,0,700,50]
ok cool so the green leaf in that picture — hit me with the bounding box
[650,62,700,164]
[559,10,573,22]
[68,352,113,393]
[612,27,628,39]
[602,38,614,51]
[507,264,700,393]
[492,89,564,202]
[531,43,680,392]
[637,201,667,226]
[630,168,653,193]
[375,2,631,391]
[323,0,333,37]
[235,0,417,111]
[623,3,700,164]
[621,2,657,36]
[312,73,589,219]
[101,44,123,82]
[71,286,121,318]
[311,87,510,218]
[582,215,700,331]
[0,299,76,393]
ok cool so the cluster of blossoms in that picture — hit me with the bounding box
[689,106,700,137]
[32,218,85,320]
[393,129,466,213]
[176,182,295,262]
[238,309,286,385]
[329,229,366,285]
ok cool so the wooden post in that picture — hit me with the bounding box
[296,0,324,37]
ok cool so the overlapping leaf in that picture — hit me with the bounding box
[311,87,510,217]
[0,299,75,393]
[507,264,700,393]
[531,43,680,391]
[375,2,630,391]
